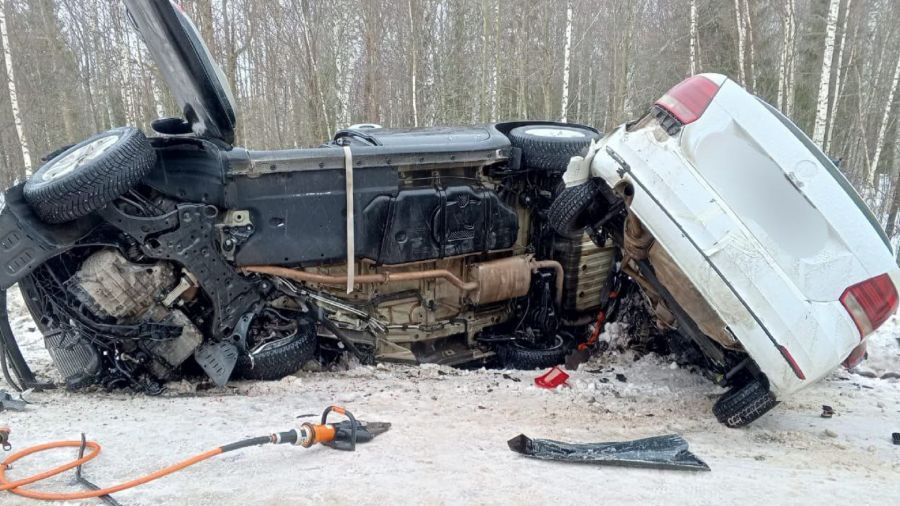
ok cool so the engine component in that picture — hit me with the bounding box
[101,203,262,341]
[68,248,205,379]
[362,185,518,264]
[145,309,203,379]
[70,249,176,320]
[43,330,101,389]
[161,272,199,307]
[554,234,616,315]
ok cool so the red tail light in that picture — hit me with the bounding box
[655,75,721,125]
[840,273,898,338]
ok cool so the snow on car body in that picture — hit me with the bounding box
[568,73,899,399]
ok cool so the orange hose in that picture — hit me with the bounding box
[0,440,222,501]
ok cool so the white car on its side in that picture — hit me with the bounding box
[553,73,899,427]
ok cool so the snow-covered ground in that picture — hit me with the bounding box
[2,287,899,505]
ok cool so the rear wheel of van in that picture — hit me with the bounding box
[509,124,600,172]
[713,378,778,428]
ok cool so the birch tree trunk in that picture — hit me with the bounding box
[408,0,418,127]
[689,0,698,75]
[297,1,330,139]
[812,0,841,147]
[885,127,900,239]
[0,2,31,176]
[733,0,746,86]
[560,0,573,123]
[825,0,852,153]
[490,0,498,122]
[742,0,756,92]
[777,0,797,114]
[785,0,797,115]
[868,52,900,187]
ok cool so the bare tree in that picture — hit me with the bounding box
[812,0,841,147]
[825,0,853,153]
[560,0,572,122]
[869,51,900,187]
[689,0,698,75]
[733,0,746,86]
[742,0,756,92]
[407,0,418,127]
[0,0,31,176]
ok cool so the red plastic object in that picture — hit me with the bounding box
[534,366,570,389]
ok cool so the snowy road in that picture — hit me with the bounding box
[2,287,899,505]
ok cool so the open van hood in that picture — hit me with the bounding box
[125,0,236,145]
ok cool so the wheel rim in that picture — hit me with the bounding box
[40,134,120,183]
[523,127,586,139]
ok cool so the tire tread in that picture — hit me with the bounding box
[235,321,318,380]
[713,379,778,428]
[547,181,603,238]
[23,128,156,224]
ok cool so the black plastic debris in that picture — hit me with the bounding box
[0,389,28,411]
[508,433,710,471]
[892,432,900,445]
[821,405,834,418]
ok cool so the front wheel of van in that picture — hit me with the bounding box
[23,127,156,224]
[713,378,778,428]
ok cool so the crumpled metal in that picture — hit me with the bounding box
[0,389,29,411]
[508,433,710,471]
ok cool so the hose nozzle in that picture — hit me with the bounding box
[277,406,390,452]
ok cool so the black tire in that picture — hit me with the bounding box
[548,180,605,238]
[713,378,778,428]
[235,320,318,380]
[497,335,568,370]
[509,124,600,172]
[23,127,156,224]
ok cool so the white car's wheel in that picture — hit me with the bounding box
[713,378,778,427]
